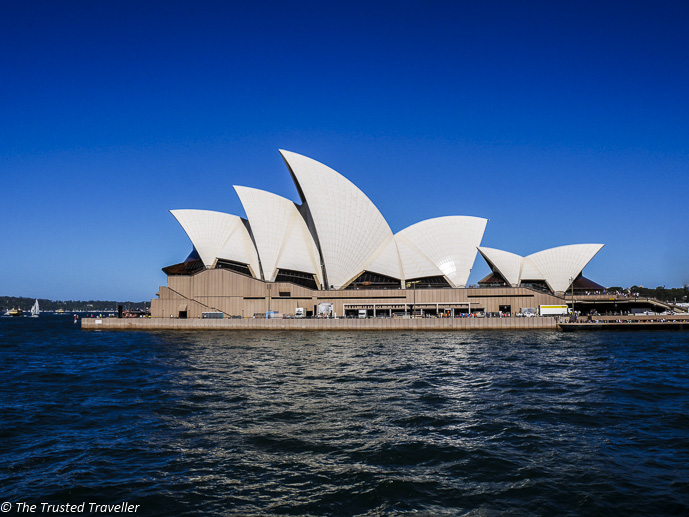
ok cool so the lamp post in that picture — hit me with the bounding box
[570,277,575,321]
[267,284,271,317]
[406,280,420,317]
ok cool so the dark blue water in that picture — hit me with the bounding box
[1,315,688,516]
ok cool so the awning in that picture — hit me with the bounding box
[178,303,188,311]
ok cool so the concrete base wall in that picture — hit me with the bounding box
[82,316,558,331]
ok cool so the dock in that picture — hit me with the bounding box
[81,316,558,331]
[558,314,689,331]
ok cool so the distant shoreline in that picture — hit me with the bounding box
[1,296,148,313]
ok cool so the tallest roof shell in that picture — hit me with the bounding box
[280,150,400,288]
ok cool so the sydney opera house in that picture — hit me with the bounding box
[150,150,604,319]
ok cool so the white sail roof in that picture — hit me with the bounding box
[359,236,405,284]
[167,150,606,295]
[280,149,400,288]
[234,186,323,286]
[394,234,446,281]
[478,243,604,292]
[519,258,545,281]
[396,216,487,287]
[478,247,524,286]
[170,209,261,277]
[526,244,604,293]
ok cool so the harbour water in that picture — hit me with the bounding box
[2,315,688,516]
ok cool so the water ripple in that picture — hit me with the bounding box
[1,318,688,515]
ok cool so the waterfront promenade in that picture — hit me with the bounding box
[81,316,558,331]
[558,314,689,331]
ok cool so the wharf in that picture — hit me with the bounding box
[558,314,689,331]
[81,316,558,331]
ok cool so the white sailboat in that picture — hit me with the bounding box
[30,299,40,317]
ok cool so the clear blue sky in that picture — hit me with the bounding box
[2,0,688,301]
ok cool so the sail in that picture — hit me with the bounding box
[31,299,40,317]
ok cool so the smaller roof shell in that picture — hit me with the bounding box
[478,243,604,292]
[234,186,323,286]
[526,244,604,293]
[358,236,405,285]
[393,235,446,281]
[519,258,545,281]
[170,209,261,277]
[477,247,523,286]
[396,216,488,287]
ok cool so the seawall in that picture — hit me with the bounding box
[81,316,558,331]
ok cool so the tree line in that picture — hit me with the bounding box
[1,296,148,312]
[604,285,688,303]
